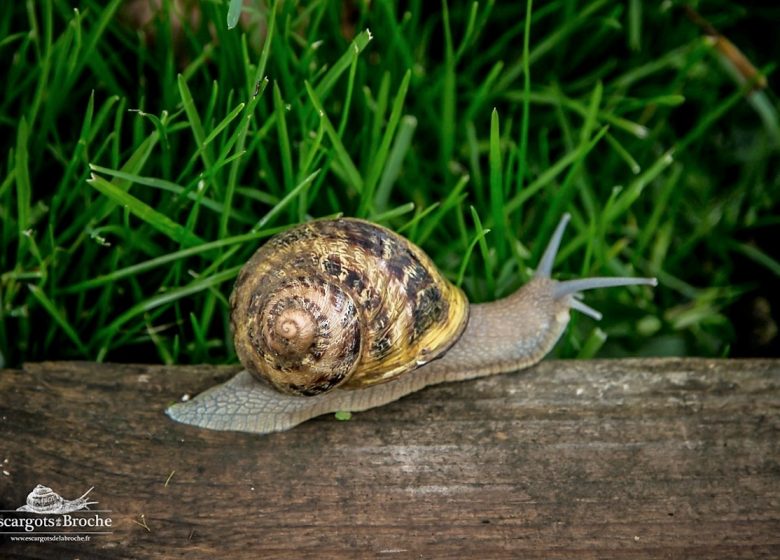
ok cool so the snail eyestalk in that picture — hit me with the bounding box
[535,213,572,278]
[536,214,657,320]
[554,277,658,298]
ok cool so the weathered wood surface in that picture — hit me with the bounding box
[0,358,778,559]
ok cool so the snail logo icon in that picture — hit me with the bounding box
[2,483,113,541]
[16,484,97,515]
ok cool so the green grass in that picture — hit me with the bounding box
[1,0,779,368]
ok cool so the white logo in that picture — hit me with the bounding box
[16,484,97,515]
[2,483,112,541]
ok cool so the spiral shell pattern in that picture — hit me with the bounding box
[230,218,469,396]
[25,485,63,512]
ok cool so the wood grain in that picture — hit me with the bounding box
[0,358,778,559]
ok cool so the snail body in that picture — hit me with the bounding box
[167,214,656,434]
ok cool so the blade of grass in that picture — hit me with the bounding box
[605,149,674,223]
[227,0,243,29]
[87,173,204,247]
[361,69,411,215]
[415,174,471,244]
[729,240,780,277]
[463,61,504,123]
[255,169,322,230]
[453,1,480,62]
[489,108,506,262]
[469,206,495,296]
[604,132,641,174]
[441,0,456,174]
[535,82,604,257]
[506,126,609,215]
[202,101,246,149]
[15,117,31,258]
[636,164,681,256]
[178,73,213,169]
[189,312,209,362]
[515,0,533,200]
[496,0,610,92]
[89,164,250,223]
[96,266,242,361]
[250,0,278,89]
[577,327,607,358]
[398,202,441,235]
[28,284,88,355]
[336,45,359,137]
[504,89,649,138]
[369,202,416,224]
[374,114,417,212]
[313,29,373,100]
[273,81,294,192]
[221,77,269,239]
[59,228,286,294]
[456,223,491,287]
[305,82,363,194]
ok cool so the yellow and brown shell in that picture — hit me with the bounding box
[230,218,469,396]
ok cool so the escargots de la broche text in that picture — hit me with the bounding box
[167,214,656,434]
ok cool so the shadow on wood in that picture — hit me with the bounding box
[0,358,778,559]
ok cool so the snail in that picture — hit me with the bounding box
[166,213,656,434]
[16,484,97,514]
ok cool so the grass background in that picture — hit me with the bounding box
[1,0,778,369]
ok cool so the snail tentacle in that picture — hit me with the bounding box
[554,277,658,298]
[568,298,603,321]
[535,213,571,278]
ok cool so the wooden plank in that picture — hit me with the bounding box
[0,358,778,559]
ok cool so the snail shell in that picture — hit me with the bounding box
[20,485,64,513]
[230,218,469,396]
